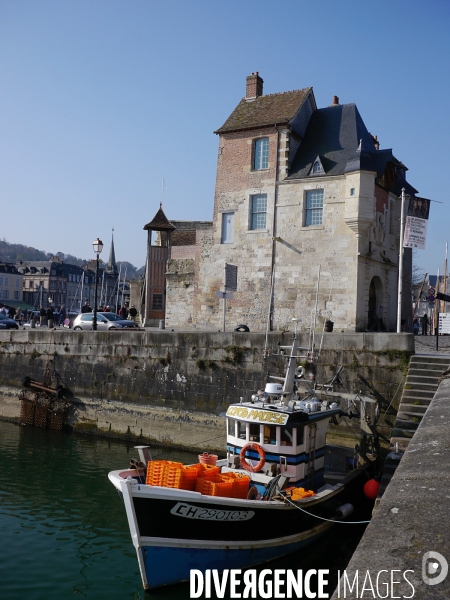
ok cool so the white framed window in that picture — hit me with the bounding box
[0,277,3,286]
[16,278,20,288]
[221,212,234,244]
[14,291,20,300]
[253,138,269,170]
[3,290,8,299]
[250,194,267,230]
[4,277,8,286]
[305,189,324,226]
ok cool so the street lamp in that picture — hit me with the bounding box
[92,238,104,331]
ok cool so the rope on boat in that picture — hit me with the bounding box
[283,496,371,524]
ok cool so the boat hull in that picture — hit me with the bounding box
[111,469,366,590]
[139,524,332,589]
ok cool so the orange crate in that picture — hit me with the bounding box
[220,472,251,499]
[209,480,234,498]
[196,475,235,498]
[146,460,183,486]
[197,464,220,478]
[196,476,222,495]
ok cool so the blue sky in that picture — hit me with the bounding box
[1,1,449,274]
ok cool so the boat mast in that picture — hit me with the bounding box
[264,265,275,358]
[311,265,321,355]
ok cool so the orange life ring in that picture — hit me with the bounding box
[239,443,266,472]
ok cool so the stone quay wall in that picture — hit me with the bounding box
[0,330,413,452]
[331,377,450,599]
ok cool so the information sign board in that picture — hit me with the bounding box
[439,313,450,334]
[225,263,238,291]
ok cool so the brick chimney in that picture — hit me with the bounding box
[331,95,339,105]
[246,72,264,99]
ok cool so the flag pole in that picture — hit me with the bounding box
[442,242,448,314]
[397,188,407,333]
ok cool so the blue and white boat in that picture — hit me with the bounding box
[108,334,378,591]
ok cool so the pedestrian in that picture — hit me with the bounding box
[16,307,22,324]
[0,304,6,315]
[413,318,419,335]
[120,304,128,319]
[129,304,137,320]
[39,306,46,326]
[8,306,16,320]
[46,306,54,327]
[376,304,383,332]
[104,305,110,312]
[81,301,92,313]
[59,304,66,327]
[421,313,429,336]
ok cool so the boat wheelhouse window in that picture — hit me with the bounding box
[296,427,304,446]
[249,423,260,442]
[264,425,277,445]
[237,421,246,439]
[281,427,293,446]
[227,419,235,436]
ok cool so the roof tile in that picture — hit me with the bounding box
[215,88,312,134]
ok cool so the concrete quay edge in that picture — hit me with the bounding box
[331,379,450,599]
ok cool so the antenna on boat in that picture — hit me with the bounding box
[311,265,321,353]
[264,265,276,359]
[291,317,299,337]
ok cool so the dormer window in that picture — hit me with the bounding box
[309,156,325,176]
[253,138,269,170]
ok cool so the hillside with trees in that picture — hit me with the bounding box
[0,240,144,279]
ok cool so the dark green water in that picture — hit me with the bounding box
[0,420,368,599]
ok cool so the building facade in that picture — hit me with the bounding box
[165,73,417,332]
[17,236,120,312]
[0,263,23,305]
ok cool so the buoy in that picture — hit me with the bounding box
[363,477,381,500]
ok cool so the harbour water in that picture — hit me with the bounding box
[0,420,369,599]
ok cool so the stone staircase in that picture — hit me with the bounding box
[377,354,450,499]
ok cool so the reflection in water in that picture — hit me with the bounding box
[0,421,367,599]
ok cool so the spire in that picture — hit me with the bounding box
[106,229,118,275]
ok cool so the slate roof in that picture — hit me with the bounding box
[288,103,418,195]
[143,206,176,231]
[214,88,312,134]
[288,104,377,178]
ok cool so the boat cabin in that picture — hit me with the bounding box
[225,383,341,491]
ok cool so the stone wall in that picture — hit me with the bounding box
[0,330,413,451]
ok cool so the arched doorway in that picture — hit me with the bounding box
[368,277,383,330]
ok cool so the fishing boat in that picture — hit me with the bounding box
[108,331,379,591]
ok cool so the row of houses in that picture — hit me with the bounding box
[140,72,432,332]
[0,236,124,312]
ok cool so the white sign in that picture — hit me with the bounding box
[171,502,254,521]
[226,405,289,425]
[403,216,429,250]
[439,313,450,334]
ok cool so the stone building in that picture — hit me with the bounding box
[142,205,212,326]
[164,73,417,332]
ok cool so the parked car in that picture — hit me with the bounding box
[72,312,139,331]
[0,313,19,330]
